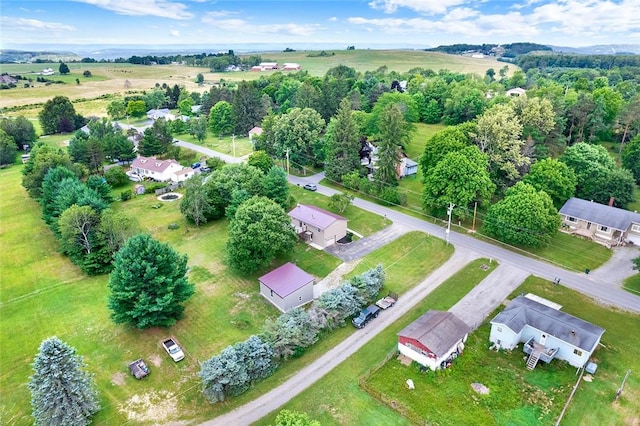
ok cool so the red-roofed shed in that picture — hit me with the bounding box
[259,262,315,312]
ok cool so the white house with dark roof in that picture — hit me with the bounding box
[258,262,314,312]
[559,197,640,247]
[130,156,193,183]
[397,310,470,371]
[288,204,348,248]
[490,294,605,369]
[506,87,526,97]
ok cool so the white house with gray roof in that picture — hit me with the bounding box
[559,197,640,247]
[288,204,347,248]
[490,294,605,369]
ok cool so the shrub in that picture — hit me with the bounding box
[120,190,132,201]
[104,166,129,187]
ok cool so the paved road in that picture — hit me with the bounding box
[170,151,640,425]
[203,248,481,426]
[325,222,411,262]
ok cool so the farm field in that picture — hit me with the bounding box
[0,49,510,114]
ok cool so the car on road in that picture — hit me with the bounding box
[303,183,317,191]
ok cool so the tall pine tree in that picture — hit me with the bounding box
[29,337,100,426]
[108,234,194,328]
[324,98,361,183]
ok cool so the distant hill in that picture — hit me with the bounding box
[426,42,552,58]
[0,49,81,63]
[550,44,640,55]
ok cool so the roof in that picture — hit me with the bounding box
[131,156,180,173]
[288,204,347,230]
[490,295,605,352]
[404,158,418,167]
[559,197,640,231]
[249,126,263,135]
[398,311,470,357]
[258,262,314,297]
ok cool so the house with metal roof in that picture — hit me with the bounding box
[288,204,348,249]
[258,262,314,312]
[397,310,470,371]
[559,197,640,247]
[130,156,193,182]
[489,294,605,370]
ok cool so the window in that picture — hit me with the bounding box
[567,216,577,222]
[599,225,609,232]
[270,289,274,297]
[632,224,640,233]
[573,349,583,356]
[497,326,502,332]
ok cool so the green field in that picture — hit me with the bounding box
[0,162,391,425]
[0,50,512,115]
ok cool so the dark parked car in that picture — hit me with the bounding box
[303,183,317,191]
[200,166,211,174]
[191,162,201,169]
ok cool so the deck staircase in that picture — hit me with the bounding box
[526,350,541,370]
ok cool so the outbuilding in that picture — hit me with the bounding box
[397,310,470,371]
[258,262,315,312]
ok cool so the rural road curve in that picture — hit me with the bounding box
[163,148,640,425]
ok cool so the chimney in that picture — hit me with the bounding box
[608,197,615,207]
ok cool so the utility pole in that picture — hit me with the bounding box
[231,134,236,158]
[285,148,290,176]
[446,202,455,245]
[471,201,477,233]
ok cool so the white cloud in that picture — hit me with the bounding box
[368,0,466,15]
[170,29,180,37]
[202,16,320,37]
[202,10,238,21]
[72,0,193,19]
[0,16,75,31]
[329,16,338,22]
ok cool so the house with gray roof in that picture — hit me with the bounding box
[490,294,605,369]
[146,108,175,121]
[288,204,348,249]
[258,262,314,312]
[397,310,470,371]
[559,197,640,247]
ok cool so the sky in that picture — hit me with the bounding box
[1,0,639,50]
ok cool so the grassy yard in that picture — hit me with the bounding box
[623,274,640,295]
[256,257,499,425]
[176,133,255,157]
[0,159,400,425]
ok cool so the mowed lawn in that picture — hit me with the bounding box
[256,257,498,425]
[0,160,396,425]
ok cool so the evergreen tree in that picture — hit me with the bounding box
[375,104,403,187]
[232,81,265,134]
[29,336,100,426]
[325,98,361,182]
[108,234,194,328]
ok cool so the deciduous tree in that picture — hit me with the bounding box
[622,135,640,184]
[272,107,325,167]
[39,96,82,134]
[108,234,194,328]
[226,197,297,273]
[274,410,320,426]
[483,182,560,248]
[247,150,275,174]
[263,166,290,208]
[0,129,17,165]
[209,100,234,137]
[422,146,495,219]
[523,158,577,208]
[29,336,100,426]
[0,116,36,149]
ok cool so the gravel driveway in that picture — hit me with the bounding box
[587,245,640,285]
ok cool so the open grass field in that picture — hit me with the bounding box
[0,49,511,115]
[176,133,255,158]
[0,157,397,425]
[256,257,498,425]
